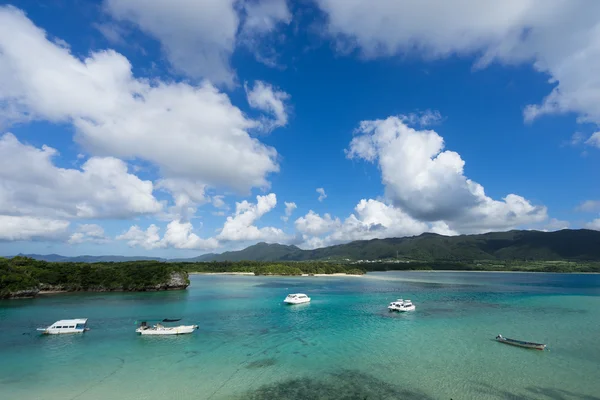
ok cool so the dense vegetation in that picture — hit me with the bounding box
[180,260,600,274]
[19,230,600,265]
[188,229,600,263]
[4,229,600,298]
[3,252,599,299]
[182,261,366,275]
[0,257,189,298]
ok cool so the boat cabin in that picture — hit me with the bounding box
[287,293,308,300]
[284,293,311,304]
[38,319,88,335]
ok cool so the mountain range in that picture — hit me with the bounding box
[9,229,600,263]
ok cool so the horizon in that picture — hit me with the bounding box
[4,227,594,259]
[0,1,599,258]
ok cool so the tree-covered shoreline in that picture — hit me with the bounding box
[0,257,190,299]
[180,260,600,274]
[2,257,599,299]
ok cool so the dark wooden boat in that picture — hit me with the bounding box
[496,335,546,350]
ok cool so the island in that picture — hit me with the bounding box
[0,256,190,299]
[4,229,600,299]
[0,257,366,299]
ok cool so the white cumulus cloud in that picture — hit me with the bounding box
[116,224,162,250]
[118,193,286,249]
[246,80,290,132]
[585,132,600,148]
[217,193,287,242]
[162,220,220,250]
[295,210,340,237]
[316,188,327,202]
[117,220,219,250]
[577,200,600,213]
[68,224,109,245]
[0,7,280,197]
[315,0,600,127]
[0,216,69,242]
[0,133,162,220]
[104,0,239,85]
[212,195,228,210]
[295,199,428,249]
[586,218,600,231]
[281,201,297,222]
[242,0,292,35]
[104,0,291,85]
[347,116,547,231]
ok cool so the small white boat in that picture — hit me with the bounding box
[388,299,404,311]
[283,293,311,305]
[388,299,416,312]
[136,321,198,335]
[37,319,89,335]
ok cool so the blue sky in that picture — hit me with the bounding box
[0,0,599,257]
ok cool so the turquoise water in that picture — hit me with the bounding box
[1,272,600,400]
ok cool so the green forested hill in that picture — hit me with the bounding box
[8,229,600,264]
[200,229,600,262]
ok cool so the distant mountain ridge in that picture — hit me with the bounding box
[13,254,166,263]
[7,229,600,263]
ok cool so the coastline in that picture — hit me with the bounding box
[38,290,69,295]
[188,272,364,277]
[188,272,255,275]
[386,269,600,274]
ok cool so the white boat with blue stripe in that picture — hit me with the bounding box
[37,319,89,334]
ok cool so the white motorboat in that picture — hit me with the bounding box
[388,299,416,312]
[136,321,198,335]
[37,319,89,335]
[388,299,404,311]
[283,293,311,305]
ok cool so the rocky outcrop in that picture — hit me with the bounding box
[155,271,190,290]
[4,288,40,299]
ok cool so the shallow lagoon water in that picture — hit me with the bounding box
[1,271,599,400]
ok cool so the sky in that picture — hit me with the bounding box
[0,0,599,258]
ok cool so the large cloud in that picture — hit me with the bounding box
[118,193,286,250]
[586,218,600,231]
[347,116,547,230]
[315,0,600,126]
[0,133,162,220]
[217,193,288,242]
[577,200,600,213]
[0,216,69,242]
[116,220,220,250]
[68,224,110,245]
[295,199,430,249]
[104,0,291,85]
[0,6,281,195]
[281,201,297,222]
[245,80,290,132]
[295,210,340,236]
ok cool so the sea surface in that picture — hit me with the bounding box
[1,272,599,400]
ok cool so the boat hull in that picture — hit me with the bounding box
[37,328,86,335]
[388,305,415,312]
[284,299,310,305]
[496,337,546,350]
[136,325,198,335]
